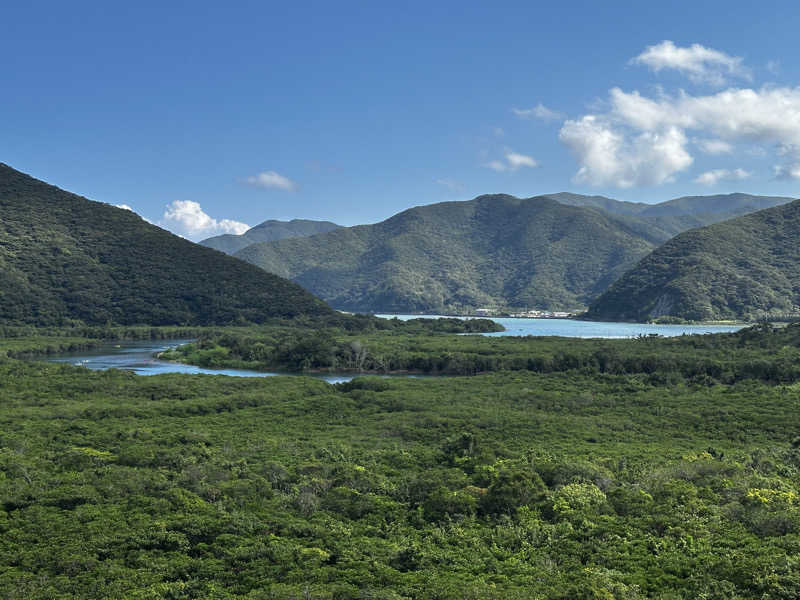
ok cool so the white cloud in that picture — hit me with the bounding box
[767,60,781,76]
[485,160,508,172]
[115,204,134,211]
[774,164,800,180]
[559,84,800,186]
[513,103,564,121]
[506,152,538,169]
[696,139,733,155]
[559,116,692,187]
[631,40,751,86]
[242,170,296,191]
[694,168,751,186]
[161,200,250,240]
[484,151,539,173]
[434,178,464,191]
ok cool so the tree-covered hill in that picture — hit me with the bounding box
[200,219,342,255]
[0,163,333,326]
[233,192,795,314]
[586,200,800,322]
[234,194,677,313]
[549,191,793,219]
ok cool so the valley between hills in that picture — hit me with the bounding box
[2,163,800,599]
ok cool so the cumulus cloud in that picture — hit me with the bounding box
[559,84,800,186]
[512,103,564,121]
[559,117,692,187]
[631,40,751,86]
[694,168,751,186]
[115,204,134,211]
[162,200,250,240]
[484,151,539,172]
[242,171,296,191]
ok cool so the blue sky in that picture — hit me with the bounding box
[3,1,800,239]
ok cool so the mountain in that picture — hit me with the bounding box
[200,219,342,254]
[548,191,793,218]
[0,163,332,326]
[234,194,682,313]
[586,200,800,322]
[547,192,795,240]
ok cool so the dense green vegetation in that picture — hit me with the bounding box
[235,195,665,314]
[551,191,792,220]
[0,163,332,326]
[588,200,800,322]
[234,193,793,314]
[3,322,800,598]
[200,220,342,255]
[162,321,800,385]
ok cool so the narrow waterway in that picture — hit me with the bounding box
[43,317,745,378]
[44,339,359,383]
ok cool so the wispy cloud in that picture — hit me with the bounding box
[696,139,733,155]
[434,178,464,191]
[242,170,296,191]
[694,168,751,186]
[161,200,250,240]
[485,150,539,172]
[630,40,751,86]
[512,103,564,121]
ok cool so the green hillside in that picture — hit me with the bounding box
[0,163,332,326]
[200,219,342,254]
[586,200,800,322]
[549,191,793,219]
[235,194,673,313]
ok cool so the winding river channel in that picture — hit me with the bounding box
[44,317,744,379]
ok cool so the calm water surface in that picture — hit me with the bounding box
[45,317,744,378]
[44,340,356,383]
[376,315,744,338]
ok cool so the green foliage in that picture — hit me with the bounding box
[233,193,793,314]
[588,199,800,322]
[0,163,332,326]
[234,195,666,313]
[164,320,800,384]
[3,349,800,598]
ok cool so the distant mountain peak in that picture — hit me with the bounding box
[200,218,342,254]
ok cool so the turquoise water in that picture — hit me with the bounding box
[376,315,744,338]
[44,317,744,378]
[44,340,356,383]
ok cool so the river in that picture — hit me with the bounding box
[44,317,745,378]
[44,339,358,383]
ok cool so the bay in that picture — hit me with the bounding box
[375,315,744,338]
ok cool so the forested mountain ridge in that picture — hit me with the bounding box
[200,219,342,254]
[234,192,794,314]
[586,199,800,322]
[235,194,675,313]
[0,163,333,326]
[548,191,793,218]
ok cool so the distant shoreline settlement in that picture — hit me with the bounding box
[474,308,576,319]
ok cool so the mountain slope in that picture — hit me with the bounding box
[549,191,793,218]
[547,192,795,239]
[234,194,676,313]
[586,200,800,322]
[0,163,332,326]
[200,219,342,254]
